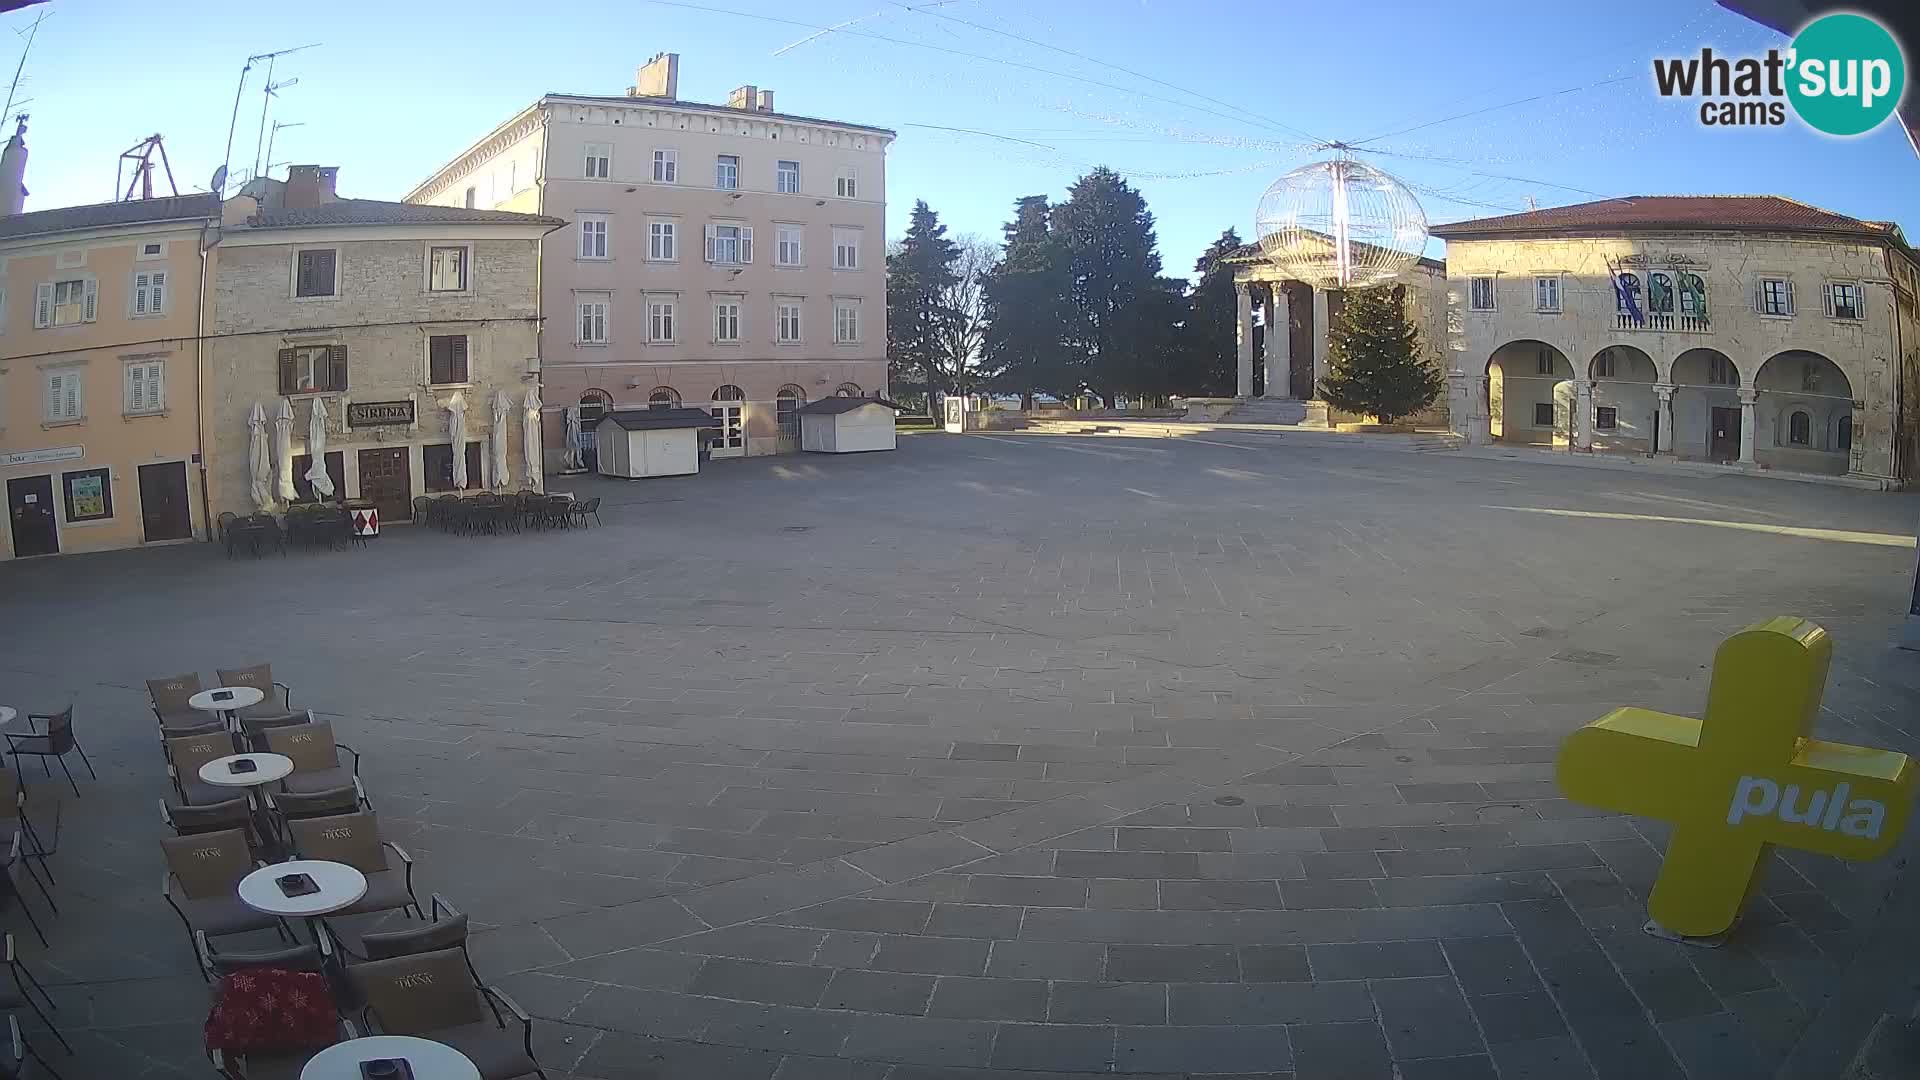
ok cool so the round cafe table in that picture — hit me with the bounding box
[201,753,294,855]
[301,1035,480,1080]
[238,859,367,944]
[187,686,264,733]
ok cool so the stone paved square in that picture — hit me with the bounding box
[4,428,1919,1078]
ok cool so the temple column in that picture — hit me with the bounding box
[1654,384,1676,455]
[1574,379,1594,452]
[1236,282,1255,399]
[1738,389,1758,464]
[1311,288,1331,393]
[1260,287,1281,398]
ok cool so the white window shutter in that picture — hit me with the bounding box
[34,283,51,328]
[45,374,59,417]
[133,274,147,315]
[704,224,717,263]
[1822,282,1835,317]
[82,279,97,322]
[740,227,753,264]
[125,365,140,411]
[1784,280,1795,315]
[151,271,165,312]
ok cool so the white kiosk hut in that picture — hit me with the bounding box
[596,408,719,478]
[800,397,901,453]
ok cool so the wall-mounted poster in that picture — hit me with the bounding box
[62,468,112,522]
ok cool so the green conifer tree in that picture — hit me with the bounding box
[1319,285,1442,424]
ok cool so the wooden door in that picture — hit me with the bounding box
[1710,406,1741,461]
[357,447,413,523]
[5,475,57,557]
[137,462,193,542]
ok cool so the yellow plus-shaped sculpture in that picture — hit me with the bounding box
[1557,617,1917,939]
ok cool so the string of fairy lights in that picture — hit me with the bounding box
[635,0,1730,222]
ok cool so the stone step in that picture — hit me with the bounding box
[1223,399,1309,426]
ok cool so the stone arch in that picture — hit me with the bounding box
[1589,346,1658,451]
[648,386,680,410]
[1486,340,1574,446]
[1669,348,1741,461]
[1754,350,1853,474]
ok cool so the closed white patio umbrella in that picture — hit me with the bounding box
[247,402,273,512]
[521,387,543,487]
[273,398,296,503]
[305,396,335,499]
[490,390,512,491]
[447,393,469,490]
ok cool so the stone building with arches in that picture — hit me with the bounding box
[1432,196,1920,484]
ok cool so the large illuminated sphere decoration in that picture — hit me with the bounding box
[1255,157,1428,290]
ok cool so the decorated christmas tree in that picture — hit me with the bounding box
[1319,285,1443,424]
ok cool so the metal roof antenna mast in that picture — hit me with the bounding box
[1,8,48,122]
[116,135,178,201]
[218,42,318,195]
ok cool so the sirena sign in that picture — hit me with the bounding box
[1557,617,1917,939]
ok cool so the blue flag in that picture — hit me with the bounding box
[1608,260,1644,324]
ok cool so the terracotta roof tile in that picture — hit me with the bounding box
[1430,195,1897,240]
[0,194,216,241]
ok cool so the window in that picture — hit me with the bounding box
[835,166,858,199]
[1759,277,1794,316]
[61,468,111,522]
[464,187,476,209]
[124,360,165,414]
[1615,272,1641,312]
[428,246,468,292]
[278,344,347,394]
[1707,355,1736,386]
[140,242,163,257]
[1593,351,1614,379]
[1533,402,1555,428]
[836,382,862,397]
[648,387,679,410]
[577,295,609,344]
[1679,272,1708,316]
[648,220,677,261]
[833,228,860,270]
[713,300,742,343]
[1648,272,1675,314]
[577,392,610,425]
[295,249,337,298]
[776,224,803,267]
[132,270,167,316]
[1801,361,1823,392]
[584,143,611,179]
[1838,414,1853,451]
[423,442,483,493]
[834,299,860,344]
[44,370,82,421]
[1788,410,1812,446]
[705,223,752,265]
[428,335,469,385]
[716,155,739,190]
[37,278,95,327]
[1533,275,1560,313]
[1825,281,1862,320]
[579,216,609,259]
[1468,276,1495,311]
[648,298,676,342]
[1535,348,1556,376]
[776,160,800,194]
[652,148,678,183]
[777,386,804,439]
[1595,406,1617,431]
[777,301,802,343]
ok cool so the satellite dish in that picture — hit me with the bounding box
[210,165,228,194]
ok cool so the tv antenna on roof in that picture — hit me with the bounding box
[117,135,178,201]
[2,10,49,121]
[219,42,319,194]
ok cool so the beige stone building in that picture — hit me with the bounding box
[404,53,893,463]
[1224,244,1450,427]
[0,176,216,559]
[205,167,560,526]
[1432,197,1920,483]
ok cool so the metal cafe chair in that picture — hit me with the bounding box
[1,709,95,799]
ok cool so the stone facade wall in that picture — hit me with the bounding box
[1441,231,1914,480]
[205,232,543,522]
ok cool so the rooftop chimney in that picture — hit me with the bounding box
[756,89,774,113]
[727,85,758,111]
[629,52,679,99]
[0,115,28,217]
[283,165,339,210]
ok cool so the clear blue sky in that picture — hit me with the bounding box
[15,0,1919,276]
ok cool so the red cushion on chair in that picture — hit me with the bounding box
[204,967,337,1054]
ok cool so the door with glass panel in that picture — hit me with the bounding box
[711,385,746,459]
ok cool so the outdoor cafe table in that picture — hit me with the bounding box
[200,752,294,852]
[238,859,368,943]
[302,1035,480,1080]
[187,686,264,733]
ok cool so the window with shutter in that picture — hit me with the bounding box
[34,283,51,328]
[739,226,752,264]
[296,250,337,297]
[327,344,348,391]
[124,361,165,414]
[428,335,469,385]
[45,279,90,326]
[82,278,96,322]
[133,270,167,316]
[44,370,81,421]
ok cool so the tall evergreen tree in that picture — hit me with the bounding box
[886,200,960,408]
[1051,168,1176,406]
[1175,228,1246,396]
[1319,285,1443,424]
[982,196,1071,407]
